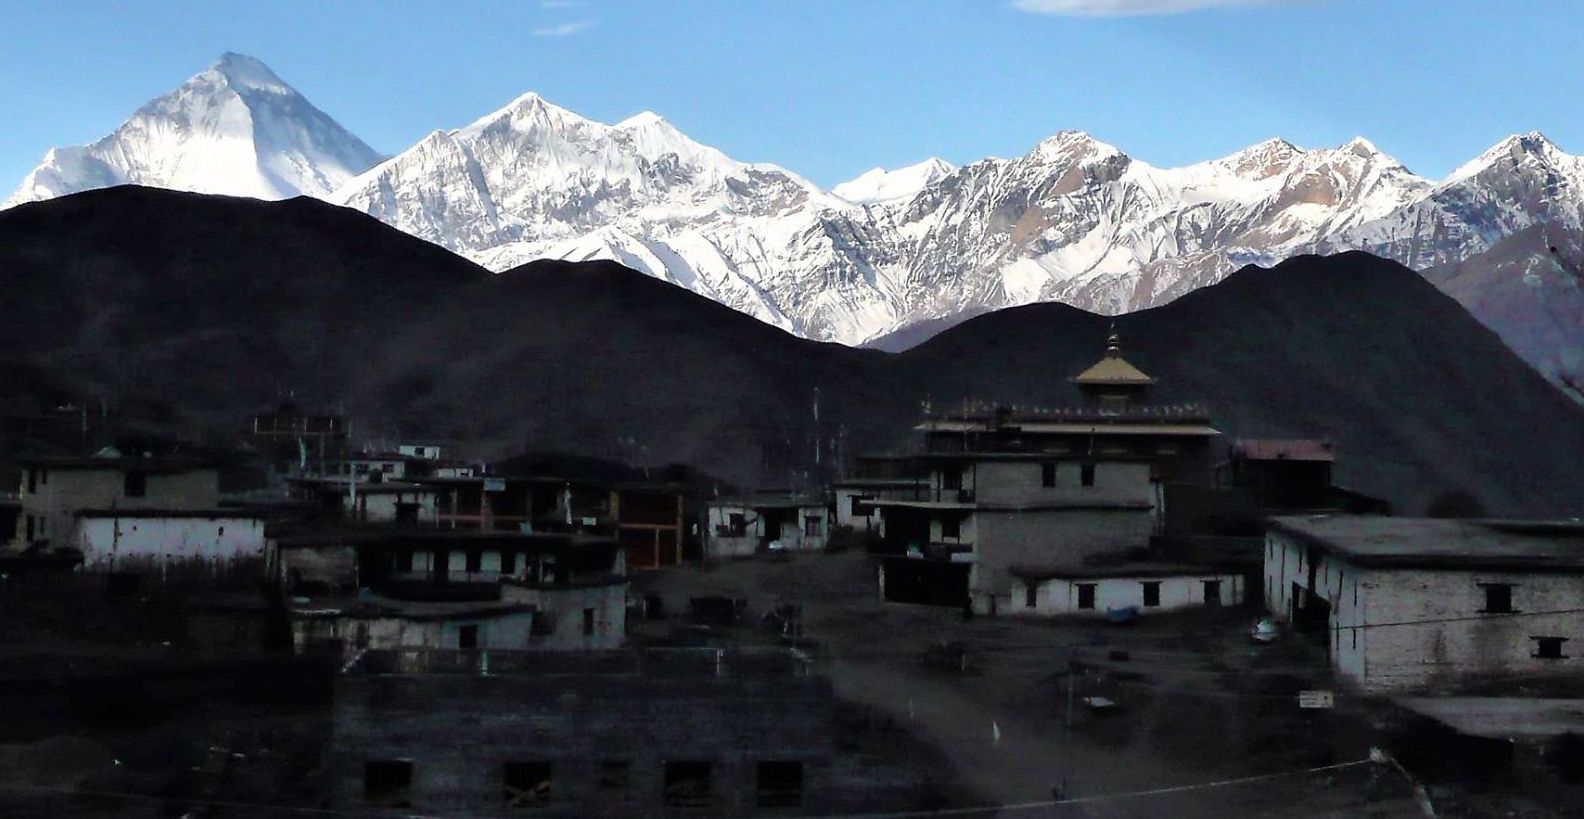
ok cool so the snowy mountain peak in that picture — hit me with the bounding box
[1340,135,1382,157]
[832,157,957,205]
[1448,131,1577,184]
[209,52,293,95]
[1032,130,1124,162]
[3,53,382,208]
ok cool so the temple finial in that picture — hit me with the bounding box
[1106,321,1121,356]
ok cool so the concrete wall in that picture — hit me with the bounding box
[1019,573,1243,617]
[12,466,220,551]
[75,515,265,572]
[329,664,847,817]
[970,508,1156,614]
[293,610,536,656]
[1265,531,1584,693]
[971,460,1153,508]
[501,582,627,650]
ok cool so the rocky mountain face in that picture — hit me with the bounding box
[9,54,1584,384]
[3,54,382,207]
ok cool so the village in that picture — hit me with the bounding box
[1,331,1581,817]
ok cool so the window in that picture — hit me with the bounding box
[1481,583,1515,613]
[804,515,821,537]
[1080,463,1096,487]
[941,465,963,491]
[1025,582,1039,609]
[940,516,961,539]
[503,761,552,807]
[364,760,413,807]
[756,761,805,808]
[24,515,34,541]
[458,624,479,650]
[729,513,747,536]
[663,761,712,808]
[1141,581,1161,607]
[1076,583,1096,610]
[397,549,414,573]
[1041,463,1056,488]
[500,550,516,575]
[598,761,630,792]
[26,470,36,494]
[123,471,146,498]
[1203,579,1222,606]
[1533,636,1569,659]
[466,548,483,573]
[582,608,596,637]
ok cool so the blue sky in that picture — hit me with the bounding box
[2,0,1581,189]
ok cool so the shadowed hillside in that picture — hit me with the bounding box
[3,187,1582,516]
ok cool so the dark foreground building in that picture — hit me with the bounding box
[329,647,934,817]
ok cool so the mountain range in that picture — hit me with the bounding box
[8,54,1584,388]
[3,187,1583,518]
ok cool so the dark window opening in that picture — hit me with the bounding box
[756,760,805,808]
[1041,463,1056,488]
[503,761,552,807]
[663,760,712,809]
[582,608,596,637]
[1080,463,1096,487]
[458,624,479,650]
[729,513,747,536]
[1077,583,1097,610]
[941,465,963,491]
[804,515,821,537]
[364,759,413,807]
[1203,579,1222,606]
[1025,582,1038,609]
[598,761,630,791]
[940,516,961,539]
[466,548,483,573]
[25,515,34,541]
[1142,581,1161,607]
[1481,583,1515,613]
[123,471,147,498]
[500,550,516,575]
[1533,636,1569,659]
[397,549,414,573]
[26,470,36,494]
[395,502,419,525]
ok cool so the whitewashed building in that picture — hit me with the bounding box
[705,496,829,558]
[1265,516,1584,693]
[1012,563,1244,617]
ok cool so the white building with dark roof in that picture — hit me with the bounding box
[1265,516,1584,693]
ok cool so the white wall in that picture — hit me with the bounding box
[76,515,265,571]
[343,489,439,524]
[291,609,535,658]
[1019,573,1242,617]
[1265,530,1584,693]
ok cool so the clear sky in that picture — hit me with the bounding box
[2,0,1581,190]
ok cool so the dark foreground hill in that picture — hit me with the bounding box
[3,186,1582,516]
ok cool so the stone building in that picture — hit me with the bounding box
[8,451,224,552]
[704,494,829,558]
[1265,516,1584,693]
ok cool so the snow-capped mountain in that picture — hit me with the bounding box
[3,53,381,207]
[832,158,956,204]
[11,56,1584,380]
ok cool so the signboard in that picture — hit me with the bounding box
[1298,690,1335,709]
[483,478,506,493]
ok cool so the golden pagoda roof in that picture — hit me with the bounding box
[1070,331,1155,385]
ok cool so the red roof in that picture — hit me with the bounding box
[1233,439,1334,462]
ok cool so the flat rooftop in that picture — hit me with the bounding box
[1268,516,1584,570]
